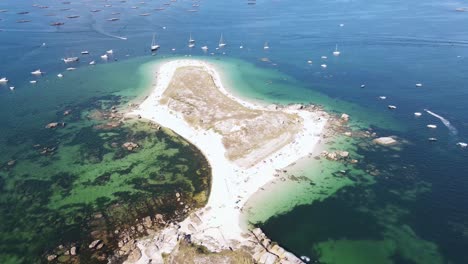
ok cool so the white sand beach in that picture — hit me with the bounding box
[127,59,328,263]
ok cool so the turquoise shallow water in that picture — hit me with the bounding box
[1,0,468,263]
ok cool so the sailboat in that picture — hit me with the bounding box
[151,34,160,51]
[333,44,340,56]
[218,34,226,48]
[188,33,195,48]
[263,42,269,50]
[0,77,8,84]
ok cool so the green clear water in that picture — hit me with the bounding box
[212,58,451,263]
[0,57,211,263]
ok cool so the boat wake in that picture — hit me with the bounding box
[97,30,127,40]
[424,109,458,136]
[90,20,127,40]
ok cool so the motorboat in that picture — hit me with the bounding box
[63,57,79,63]
[31,69,44,75]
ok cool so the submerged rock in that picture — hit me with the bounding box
[373,137,397,146]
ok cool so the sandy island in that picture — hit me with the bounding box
[126,59,328,263]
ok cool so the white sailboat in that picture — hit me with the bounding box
[188,33,195,48]
[218,34,226,48]
[151,34,160,51]
[333,44,340,56]
[263,42,269,50]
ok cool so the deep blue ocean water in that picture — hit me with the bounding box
[1,0,468,263]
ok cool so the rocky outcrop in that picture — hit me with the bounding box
[122,142,139,151]
[373,137,397,146]
[46,254,57,262]
[45,122,66,129]
[89,239,103,249]
[321,150,350,161]
[250,228,303,264]
[340,113,349,122]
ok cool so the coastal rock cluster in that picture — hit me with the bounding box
[249,228,304,264]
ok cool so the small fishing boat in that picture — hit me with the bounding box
[427,124,437,129]
[31,69,43,75]
[67,15,80,19]
[428,137,438,142]
[415,83,423,87]
[201,45,208,51]
[57,73,63,78]
[101,54,108,60]
[456,142,467,148]
[30,80,37,84]
[89,60,96,65]
[90,9,101,13]
[240,45,244,49]
[264,42,269,50]
[300,256,311,262]
[307,60,312,64]
[66,67,76,71]
[106,49,113,54]
[333,44,340,56]
[379,96,386,100]
[320,64,327,68]
[0,77,8,84]
[140,13,151,16]
[151,34,160,51]
[321,56,327,59]
[63,57,79,63]
[81,51,89,55]
[50,22,65,26]
[414,112,422,117]
[218,34,226,48]
[388,105,397,110]
[9,86,14,91]
[107,18,120,21]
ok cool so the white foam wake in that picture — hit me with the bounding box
[424,109,458,135]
